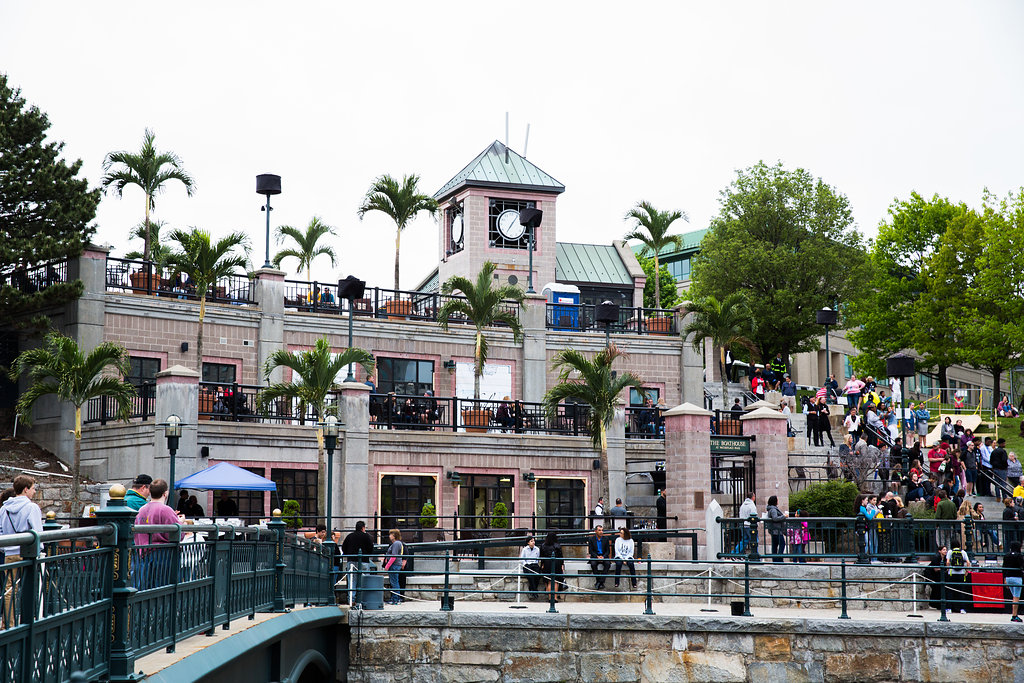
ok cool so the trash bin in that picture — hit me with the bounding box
[351,562,384,610]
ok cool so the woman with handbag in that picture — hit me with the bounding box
[384,528,406,605]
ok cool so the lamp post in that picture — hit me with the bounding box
[595,300,620,350]
[162,414,182,493]
[886,353,916,472]
[256,174,282,269]
[519,209,543,294]
[816,308,838,398]
[338,276,367,382]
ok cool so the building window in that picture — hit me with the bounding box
[488,198,535,250]
[458,474,514,530]
[535,478,585,530]
[446,203,464,256]
[629,387,660,406]
[377,357,434,396]
[843,355,852,380]
[666,257,691,282]
[202,362,237,384]
[271,468,317,527]
[128,356,161,387]
[380,475,437,530]
[212,466,266,519]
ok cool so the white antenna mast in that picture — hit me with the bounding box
[524,123,530,158]
[504,112,510,163]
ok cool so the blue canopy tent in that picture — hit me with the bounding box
[174,462,277,491]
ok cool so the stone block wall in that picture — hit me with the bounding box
[347,611,1024,682]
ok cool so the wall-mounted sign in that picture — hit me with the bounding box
[710,436,751,454]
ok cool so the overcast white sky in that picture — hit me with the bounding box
[3,1,1023,288]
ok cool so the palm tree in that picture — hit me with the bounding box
[165,228,248,369]
[259,338,375,519]
[437,261,525,400]
[101,129,196,262]
[273,216,338,283]
[125,219,172,273]
[357,174,438,290]
[9,332,136,515]
[624,201,689,310]
[682,293,755,408]
[543,344,645,505]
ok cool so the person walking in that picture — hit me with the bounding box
[125,474,152,511]
[816,397,836,448]
[540,531,565,601]
[1003,541,1023,622]
[1,475,42,628]
[133,479,184,590]
[383,529,406,605]
[613,527,638,589]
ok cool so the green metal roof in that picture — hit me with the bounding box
[434,141,565,201]
[415,267,439,293]
[556,243,632,286]
[630,228,708,257]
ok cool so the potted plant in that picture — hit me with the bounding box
[282,499,303,530]
[384,299,414,319]
[491,502,511,535]
[419,502,438,528]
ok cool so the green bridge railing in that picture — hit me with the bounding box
[0,487,334,683]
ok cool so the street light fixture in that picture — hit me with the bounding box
[338,276,367,382]
[815,307,839,398]
[162,414,182,493]
[321,414,342,586]
[886,353,916,472]
[518,208,543,294]
[256,174,282,269]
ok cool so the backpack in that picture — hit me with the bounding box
[949,547,966,568]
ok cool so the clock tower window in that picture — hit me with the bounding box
[446,203,464,255]
[488,198,536,250]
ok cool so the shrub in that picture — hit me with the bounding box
[281,499,302,529]
[788,480,860,517]
[491,502,510,529]
[419,502,438,528]
[906,500,935,519]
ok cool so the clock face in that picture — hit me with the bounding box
[451,214,464,243]
[496,209,525,240]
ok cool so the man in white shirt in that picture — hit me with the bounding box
[979,437,994,497]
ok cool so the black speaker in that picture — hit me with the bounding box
[595,300,620,324]
[519,208,543,228]
[886,354,916,378]
[338,275,366,300]
[200,446,210,458]
[592,459,601,470]
[256,174,281,196]
[815,309,838,326]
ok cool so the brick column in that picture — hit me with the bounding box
[676,306,706,408]
[254,268,286,384]
[155,364,201,485]
[607,403,626,504]
[521,293,548,403]
[338,381,370,521]
[741,407,789,512]
[663,402,712,558]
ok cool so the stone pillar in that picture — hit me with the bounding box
[154,365,201,485]
[254,268,286,384]
[676,306,705,407]
[607,403,626,505]
[521,293,548,403]
[662,402,713,559]
[338,382,370,521]
[741,407,789,512]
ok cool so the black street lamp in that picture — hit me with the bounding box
[321,414,341,586]
[816,308,838,397]
[519,208,543,294]
[887,353,916,471]
[162,414,182,493]
[256,174,282,269]
[595,300,620,350]
[338,276,367,383]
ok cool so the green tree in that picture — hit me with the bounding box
[101,128,195,262]
[165,228,248,368]
[682,293,755,408]
[543,344,645,505]
[272,216,338,283]
[436,261,525,400]
[124,220,172,273]
[690,161,869,362]
[846,193,967,390]
[9,332,135,514]
[0,74,100,326]
[259,337,375,519]
[635,253,680,309]
[624,201,688,310]
[357,174,438,290]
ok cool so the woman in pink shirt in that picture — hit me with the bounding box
[842,376,865,413]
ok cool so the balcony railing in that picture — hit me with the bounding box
[1,259,68,294]
[83,382,155,425]
[625,406,664,439]
[545,303,678,335]
[198,381,337,423]
[370,393,591,436]
[105,257,255,305]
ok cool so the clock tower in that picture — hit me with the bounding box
[433,141,564,291]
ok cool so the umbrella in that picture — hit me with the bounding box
[174,462,276,491]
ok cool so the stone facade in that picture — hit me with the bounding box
[346,611,1024,682]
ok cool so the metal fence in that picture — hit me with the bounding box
[625,406,664,439]
[105,257,255,305]
[1,259,69,294]
[369,394,592,436]
[545,303,677,335]
[0,499,333,683]
[83,382,155,425]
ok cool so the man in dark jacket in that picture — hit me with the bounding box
[587,526,611,590]
[992,439,1010,493]
[342,520,375,561]
[656,489,667,541]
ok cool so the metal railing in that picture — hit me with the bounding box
[1,259,69,294]
[711,409,743,436]
[625,406,664,439]
[105,257,255,305]
[718,515,1024,562]
[545,303,677,335]
[197,381,335,423]
[83,382,155,425]
[369,394,592,436]
[0,501,333,683]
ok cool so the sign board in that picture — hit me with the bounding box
[455,362,512,401]
[710,436,751,455]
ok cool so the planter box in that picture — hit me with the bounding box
[462,408,491,433]
[645,317,672,335]
[384,300,413,320]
